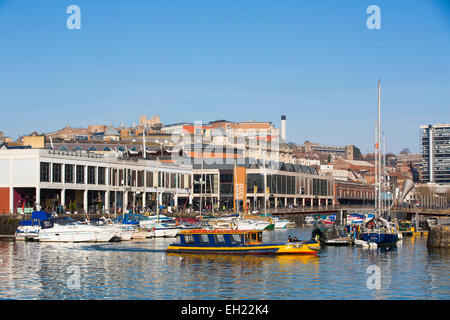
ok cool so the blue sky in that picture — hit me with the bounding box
[0,0,449,154]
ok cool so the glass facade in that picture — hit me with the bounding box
[421,124,450,184]
[194,173,218,194]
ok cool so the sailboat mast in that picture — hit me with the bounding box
[374,121,378,213]
[378,80,382,215]
[383,131,386,214]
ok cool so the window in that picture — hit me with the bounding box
[127,169,132,186]
[40,162,50,182]
[137,171,144,187]
[119,169,124,186]
[88,166,96,184]
[111,168,117,186]
[76,165,85,184]
[52,163,62,183]
[213,234,226,245]
[146,171,153,187]
[184,234,194,244]
[230,234,242,245]
[98,167,106,185]
[65,164,74,183]
[198,234,210,244]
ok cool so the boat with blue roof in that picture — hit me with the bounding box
[166,229,320,255]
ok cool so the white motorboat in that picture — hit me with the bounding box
[96,218,136,241]
[37,217,118,242]
[144,222,180,237]
[15,211,52,241]
[235,219,270,231]
[304,215,320,225]
[138,214,176,229]
[270,217,292,229]
[15,224,41,241]
[110,223,135,241]
[208,218,270,231]
[131,229,153,239]
[354,239,377,249]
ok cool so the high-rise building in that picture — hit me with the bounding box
[420,124,450,184]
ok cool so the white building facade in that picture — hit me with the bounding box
[0,149,192,214]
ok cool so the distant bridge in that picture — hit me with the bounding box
[268,205,450,217]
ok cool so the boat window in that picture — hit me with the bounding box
[199,234,210,244]
[213,234,226,245]
[184,234,194,244]
[230,234,242,245]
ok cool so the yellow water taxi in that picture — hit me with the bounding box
[166,229,320,255]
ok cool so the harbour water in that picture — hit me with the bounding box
[0,226,449,300]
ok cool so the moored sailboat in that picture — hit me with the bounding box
[359,80,398,246]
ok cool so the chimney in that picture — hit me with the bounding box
[281,115,286,141]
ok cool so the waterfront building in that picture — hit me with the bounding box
[0,148,192,215]
[191,159,334,212]
[420,124,450,184]
[334,181,375,206]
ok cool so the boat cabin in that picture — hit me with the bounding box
[176,229,263,247]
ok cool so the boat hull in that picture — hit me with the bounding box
[166,243,318,255]
[152,227,180,238]
[360,232,398,245]
[38,226,117,242]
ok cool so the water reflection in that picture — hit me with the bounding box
[0,228,449,300]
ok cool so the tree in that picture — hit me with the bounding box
[353,146,362,160]
[287,142,297,149]
[400,148,410,155]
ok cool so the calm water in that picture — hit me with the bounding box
[0,227,449,300]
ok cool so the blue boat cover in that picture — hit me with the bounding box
[30,211,52,221]
[115,213,143,224]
